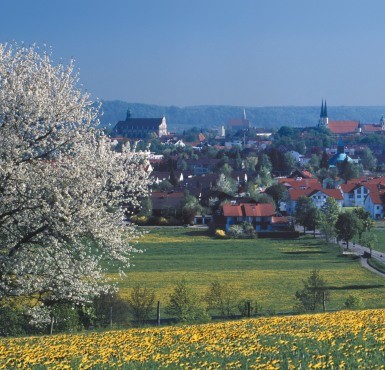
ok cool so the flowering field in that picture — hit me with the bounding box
[2,309,385,369]
[114,228,385,312]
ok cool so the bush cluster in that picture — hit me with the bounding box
[228,222,258,239]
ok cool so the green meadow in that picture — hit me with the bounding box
[108,227,385,313]
[371,221,385,254]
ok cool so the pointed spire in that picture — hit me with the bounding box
[324,100,328,117]
[320,100,324,118]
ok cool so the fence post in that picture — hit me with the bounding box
[157,301,161,326]
[110,306,113,329]
[322,291,326,312]
[247,301,251,317]
[50,316,55,335]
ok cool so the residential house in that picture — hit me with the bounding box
[220,202,277,232]
[286,188,343,215]
[364,188,385,220]
[151,191,184,217]
[340,183,369,207]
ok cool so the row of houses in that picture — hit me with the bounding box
[280,174,385,220]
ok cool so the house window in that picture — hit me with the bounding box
[357,195,361,199]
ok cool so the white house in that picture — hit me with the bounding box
[286,188,343,215]
[340,183,369,207]
[364,190,385,220]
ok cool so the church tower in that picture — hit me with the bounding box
[318,100,329,128]
[381,115,385,130]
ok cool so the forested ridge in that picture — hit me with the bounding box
[100,100,385,131]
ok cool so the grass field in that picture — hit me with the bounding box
[371,221,385,254]
[108,227,385,313]
[2,309,385,369]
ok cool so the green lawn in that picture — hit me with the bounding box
[371,221,385,254]
[108,227,385,313]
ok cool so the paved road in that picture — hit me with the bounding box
[340,240,385,277]
[297,226,385,277]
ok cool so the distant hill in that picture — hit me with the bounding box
[99,100,385,132]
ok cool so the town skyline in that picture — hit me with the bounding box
[2,1,385,107]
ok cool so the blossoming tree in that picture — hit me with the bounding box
[0,44,149,316]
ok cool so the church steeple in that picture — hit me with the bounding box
[318,99,329,128]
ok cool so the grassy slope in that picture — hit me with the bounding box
[371,221,385,254]
[108,227,385,312]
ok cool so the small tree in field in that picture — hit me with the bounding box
[295,270,329,312]
[166,280,209,324]
[0,44,150,323]
[127,285,155,325]
[204,280,240,317]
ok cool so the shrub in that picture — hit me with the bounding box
[130,215,148,225]
[344,294,364,310]
[49,303,80,333]
[166,280,210,324]
[295,269,329,312]
[238,299,263,317]
[127,285,156,325]
[159,217,169,225]
[228,224,244,238]
[227,222,257,239]
[93,292,130,328]
[215,229,226,238]
[0,305,29,337]
[204,281,240,317]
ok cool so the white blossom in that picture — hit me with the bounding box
[0,43,149,309]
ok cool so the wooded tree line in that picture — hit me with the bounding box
[295,197,376,250]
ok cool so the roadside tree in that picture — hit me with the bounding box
[319,197,340,242]
[360,232,378,258]
[295,197,316,233]
[353,208,374,241]
[335,212,361,249]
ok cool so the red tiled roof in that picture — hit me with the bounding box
[271,216,288,224]
[340,183,360,193]
[198,133,206,142]
[301,170,314,178]
[277,178,322,190]
[222,203,275,217]
[361,124,383,132]
[228,119,250,127]
[328,120,359,134]
[223,204,244,217]
[367,189,385,205]
[288,188,314,201]
[320,189,343,200]
[243,203,275,217]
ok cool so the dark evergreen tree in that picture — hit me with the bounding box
[320,150,329,169]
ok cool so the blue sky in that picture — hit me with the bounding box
[2,0,385,107]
